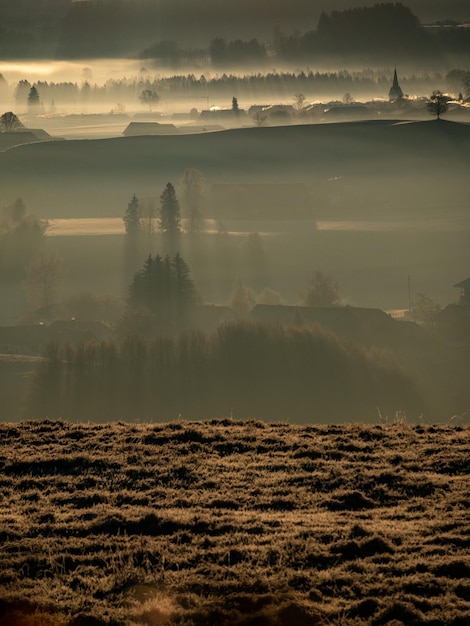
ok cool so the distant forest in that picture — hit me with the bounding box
[0,1,468,64]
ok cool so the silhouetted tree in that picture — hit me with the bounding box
[80,81,91,104]
[173,252,200,317]
[179,168,205,233]
[0,112,24,131]
[158,183,182,254]
[0,201,47,280]
[229,277,256,319]
[159,183,181,234]
[24,251,63,310]
[294,92,305,110]
[301,271,341,307]
[123,194,143,286]
[4,198,26,222]
[412,292,441,327]
[27,86,40,110]
[123,194,141,234]
[232,96,239,114]
[139,88,160,111]
[253,110,267,126]
[14,80,31,106]
[427,90,448,120]
[127,252,198,331]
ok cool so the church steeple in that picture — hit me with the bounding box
[389,68,404,101]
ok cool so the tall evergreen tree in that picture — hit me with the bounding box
[123,194,141,234]
[27,86,40,110]
[158,183,182,234]
[232,96,239,114]
[173,252,199,316]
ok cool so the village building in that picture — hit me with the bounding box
[389,68,404,101]
[123,122,178,136]
[436,277,470,342]
[250,304,425,351]
[454,277,470,305]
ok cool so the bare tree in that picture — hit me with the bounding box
[300,271,341,307]
[24,251,63,310]
[229,277,256,319]
[139,89,160,112]
[253,110,268,126]
[294,92,305,111]
[179,168,205,233]
[412,292,441,327]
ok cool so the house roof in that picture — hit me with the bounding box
[250,304,425,349]
[251,304,390,328]
[123,122,178,136]
[454,278,470,289]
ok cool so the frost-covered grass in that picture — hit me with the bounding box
[0,420,469,625]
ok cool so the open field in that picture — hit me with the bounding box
[0,120,468,218]
[44,225,470,312]
[47,216,470,237]
[0,420,469,626]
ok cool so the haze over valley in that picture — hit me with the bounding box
[1,3,470,623]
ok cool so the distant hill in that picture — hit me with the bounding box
[0,0,468,58]
[0,119,468,219]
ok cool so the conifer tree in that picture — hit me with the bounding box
[158,183,181,234]
[123,194,141,234]
[27,86,40,110]
[127,252,198,331]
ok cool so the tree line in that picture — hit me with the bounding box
[7,69,466,113]
[29,320,422,423]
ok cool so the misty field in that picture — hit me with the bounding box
[1,420,469,626]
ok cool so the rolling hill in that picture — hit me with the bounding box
[0,120,468,218]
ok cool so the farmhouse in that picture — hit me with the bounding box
[250,304,425,349]
[123,122,179,136]
[436,277,470,342]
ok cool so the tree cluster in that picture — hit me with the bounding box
[0,199,47,281]
[125,253,199,333]
[30,321,422,422]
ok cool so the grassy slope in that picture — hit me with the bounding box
[0,420,469,626]
[0,120,468,217]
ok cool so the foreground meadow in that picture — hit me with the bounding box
[0,420,469,626]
